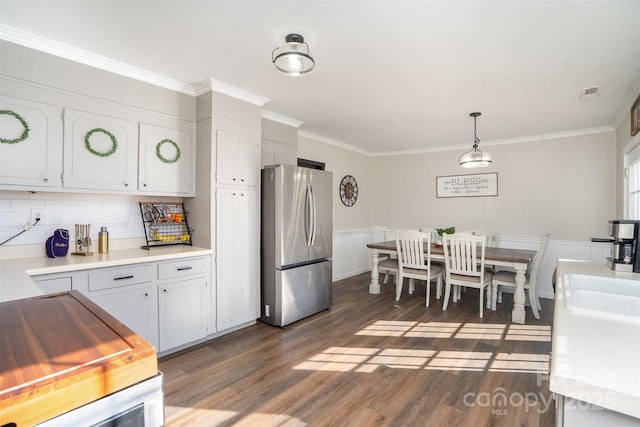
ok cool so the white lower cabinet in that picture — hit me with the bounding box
[90,284,159,350]
[70,255,211,354]
[158,278,209,352]
[32,274,72,294]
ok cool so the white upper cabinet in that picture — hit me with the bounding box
[63,108,137,193]
[0,96,62,190]
[138,122,195,196]
[216,129,259,187]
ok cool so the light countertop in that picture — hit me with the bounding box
[551,259,640,419]
[0,245,212,303]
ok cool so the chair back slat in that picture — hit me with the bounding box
[369,226,388,243]
[443,233,485,278]
[396,230,431,272]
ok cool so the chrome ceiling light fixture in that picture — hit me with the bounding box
[272,33,315,76]
[459,112,492,168]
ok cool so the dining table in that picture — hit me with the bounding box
[367,240,537,324]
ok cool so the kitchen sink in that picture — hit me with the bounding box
[563,273,640,323]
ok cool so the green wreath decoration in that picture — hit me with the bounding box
[156,139,181,164]
[85,128,118,157]
[0,109,30,144]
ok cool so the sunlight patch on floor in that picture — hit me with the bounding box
[232,412,308,427]
[354,320,418,336]
[293,319,550,374]
[453,323,506,340]
[424,350,493,371]
[165,407,237,425]
[404,321,460,338]
[354,320,551,342]
[489,353,550,373]
[293,347,549,375]
[505,325,551,342]
[165,407,308,426]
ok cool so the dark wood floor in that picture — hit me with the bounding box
[159,273,555,427]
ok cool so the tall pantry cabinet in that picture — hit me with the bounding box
[186,90,262,334]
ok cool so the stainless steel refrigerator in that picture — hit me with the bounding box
[261,164,333,327]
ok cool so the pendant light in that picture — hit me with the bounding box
[272,33,315,76]
[459,112,492,168]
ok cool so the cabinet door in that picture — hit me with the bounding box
[0,96,62,190]
[216,188,238,331]
[216,188,259,331]
[63,108,137,192]
[89,285,159,350]
[216,130,239,185]
[139,122,195,196]
[215,130,259,187]
[158,278,209,352]
[239,189,259,323]
[237,135,259,187]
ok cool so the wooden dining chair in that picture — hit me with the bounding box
[442,233,492,318]
[395,230,443,306]
[369,226,397,285]
[491,233,550,319]
[466,229,499,247]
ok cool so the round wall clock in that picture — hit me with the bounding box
[339,175,358,207]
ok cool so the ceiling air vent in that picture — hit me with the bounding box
[579,86,601,101]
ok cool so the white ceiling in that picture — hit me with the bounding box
[1,1,639,155]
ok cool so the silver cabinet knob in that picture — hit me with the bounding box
[43,177,49,182]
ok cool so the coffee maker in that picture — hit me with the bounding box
[592,219,640,272]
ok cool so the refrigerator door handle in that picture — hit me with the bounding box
[309,183,317,245]
[305,184,313,246]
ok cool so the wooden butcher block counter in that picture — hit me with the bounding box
[0,290,158,426]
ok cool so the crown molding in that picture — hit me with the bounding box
[1,24,273,106]
[0,24,195,95]
[297,130,374,156]
[261,110,303,128]
[301,126,615,157]
[193,78,269,106]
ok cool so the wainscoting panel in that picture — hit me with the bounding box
[333,229,611,300]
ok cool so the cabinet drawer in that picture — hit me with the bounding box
[33,276,72,294]
[88,264,154,292]
[158,257,209,280]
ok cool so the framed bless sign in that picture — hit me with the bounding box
[436,172,498,198]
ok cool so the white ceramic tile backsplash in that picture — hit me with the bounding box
[0,191,181,247]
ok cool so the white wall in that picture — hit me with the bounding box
[299,128,618,287]
[370,130,616,241]
[300,129,616,241]
[298,134,372,231]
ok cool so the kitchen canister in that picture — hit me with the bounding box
[45,229,70,258]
